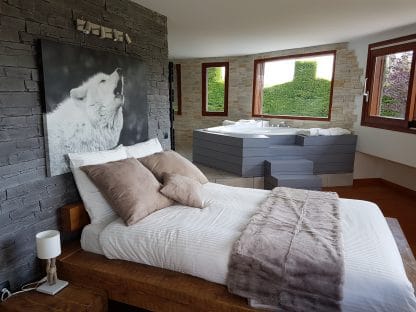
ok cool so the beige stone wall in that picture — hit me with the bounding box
[172,43,362,147]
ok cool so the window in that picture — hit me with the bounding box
[362,34,416,132]
[173,64,182,115]
[202,62,229,116]
[252,51,336,120]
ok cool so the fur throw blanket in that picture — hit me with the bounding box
[227,187,344,312]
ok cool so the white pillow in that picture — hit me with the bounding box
[68,146,128,224]
[124,138,163,158]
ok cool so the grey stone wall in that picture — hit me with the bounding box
[0,0,169,289]
[172,43,362,146]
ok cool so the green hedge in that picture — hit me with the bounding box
[263,62,331,117]
[207,67,225,112]
[205,62,331,116]
[380,96,401,118]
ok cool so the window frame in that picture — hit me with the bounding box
[175,64,182,115]
[252,50,337,121]
[201,62,229,116]
[361,34,416,133]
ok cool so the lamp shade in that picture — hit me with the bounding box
[36,230,61,259]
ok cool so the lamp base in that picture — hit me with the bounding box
[37,279,68,295]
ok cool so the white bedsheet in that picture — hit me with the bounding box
[81,216,116,255]
[86,183,416,311]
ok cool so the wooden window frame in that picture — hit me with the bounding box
[361,34,416,133]
[202,62,229,116]
[175,64,182,115]
[252,50,337,121]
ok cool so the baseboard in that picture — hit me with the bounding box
[353,178,382,187]
[353,178,416,198]
[319,173,353,187]
[379,179,416,198]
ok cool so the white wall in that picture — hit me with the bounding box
[173,43,361,145]
[348,23,416,168]
[353,151,416,191]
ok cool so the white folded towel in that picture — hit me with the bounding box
[222,120,236,126]
[297,127,351,136]
[222,119,270,128]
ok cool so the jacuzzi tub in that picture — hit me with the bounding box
[205,125,300,136]
[193,124,357,177]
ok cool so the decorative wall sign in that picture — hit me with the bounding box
[76,19,132,43]
[41,40,148,176]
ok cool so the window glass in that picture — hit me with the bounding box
[202,62,229,116]
[253,52,335,120]
[206,66,226,112]
[370,51,413,120]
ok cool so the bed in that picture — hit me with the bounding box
[58,139,416,311]
[59,182,416,312]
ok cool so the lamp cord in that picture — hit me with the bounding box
[0,276,47,302]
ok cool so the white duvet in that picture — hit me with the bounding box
[87,183,416,312]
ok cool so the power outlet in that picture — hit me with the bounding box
[0,280,10,292]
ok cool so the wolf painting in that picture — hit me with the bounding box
[41,41,148,176]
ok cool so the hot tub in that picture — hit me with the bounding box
[193,123,357,177]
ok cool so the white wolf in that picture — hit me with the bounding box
[46,68,124,175]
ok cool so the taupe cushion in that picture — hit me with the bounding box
[81,158,173,226]
[139,151,208,184]
[160,173,205,208]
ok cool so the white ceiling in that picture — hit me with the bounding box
[133,0,416,59]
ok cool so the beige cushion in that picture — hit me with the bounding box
[81,158,173,226]
[160,173,205,208]
[139,151,208,184]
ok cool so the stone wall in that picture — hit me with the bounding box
[0,0,169,289]
[172,43,362,146]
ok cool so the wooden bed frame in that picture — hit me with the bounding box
[58,203,416,311]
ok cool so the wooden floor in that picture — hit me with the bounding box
[325,180,416,254]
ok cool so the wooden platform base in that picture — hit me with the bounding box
[386,218,416,288]
[57,218,416,311]
[58,243,255,312]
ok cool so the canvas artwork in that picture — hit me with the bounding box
[41,40,148,176]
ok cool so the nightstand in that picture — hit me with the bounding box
[0,284,107,312]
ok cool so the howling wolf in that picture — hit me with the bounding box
[46,68,124,175]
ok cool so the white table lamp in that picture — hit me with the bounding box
[35,230,68,295]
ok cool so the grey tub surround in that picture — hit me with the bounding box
[264,159,322,190]
[193,130,357,189]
